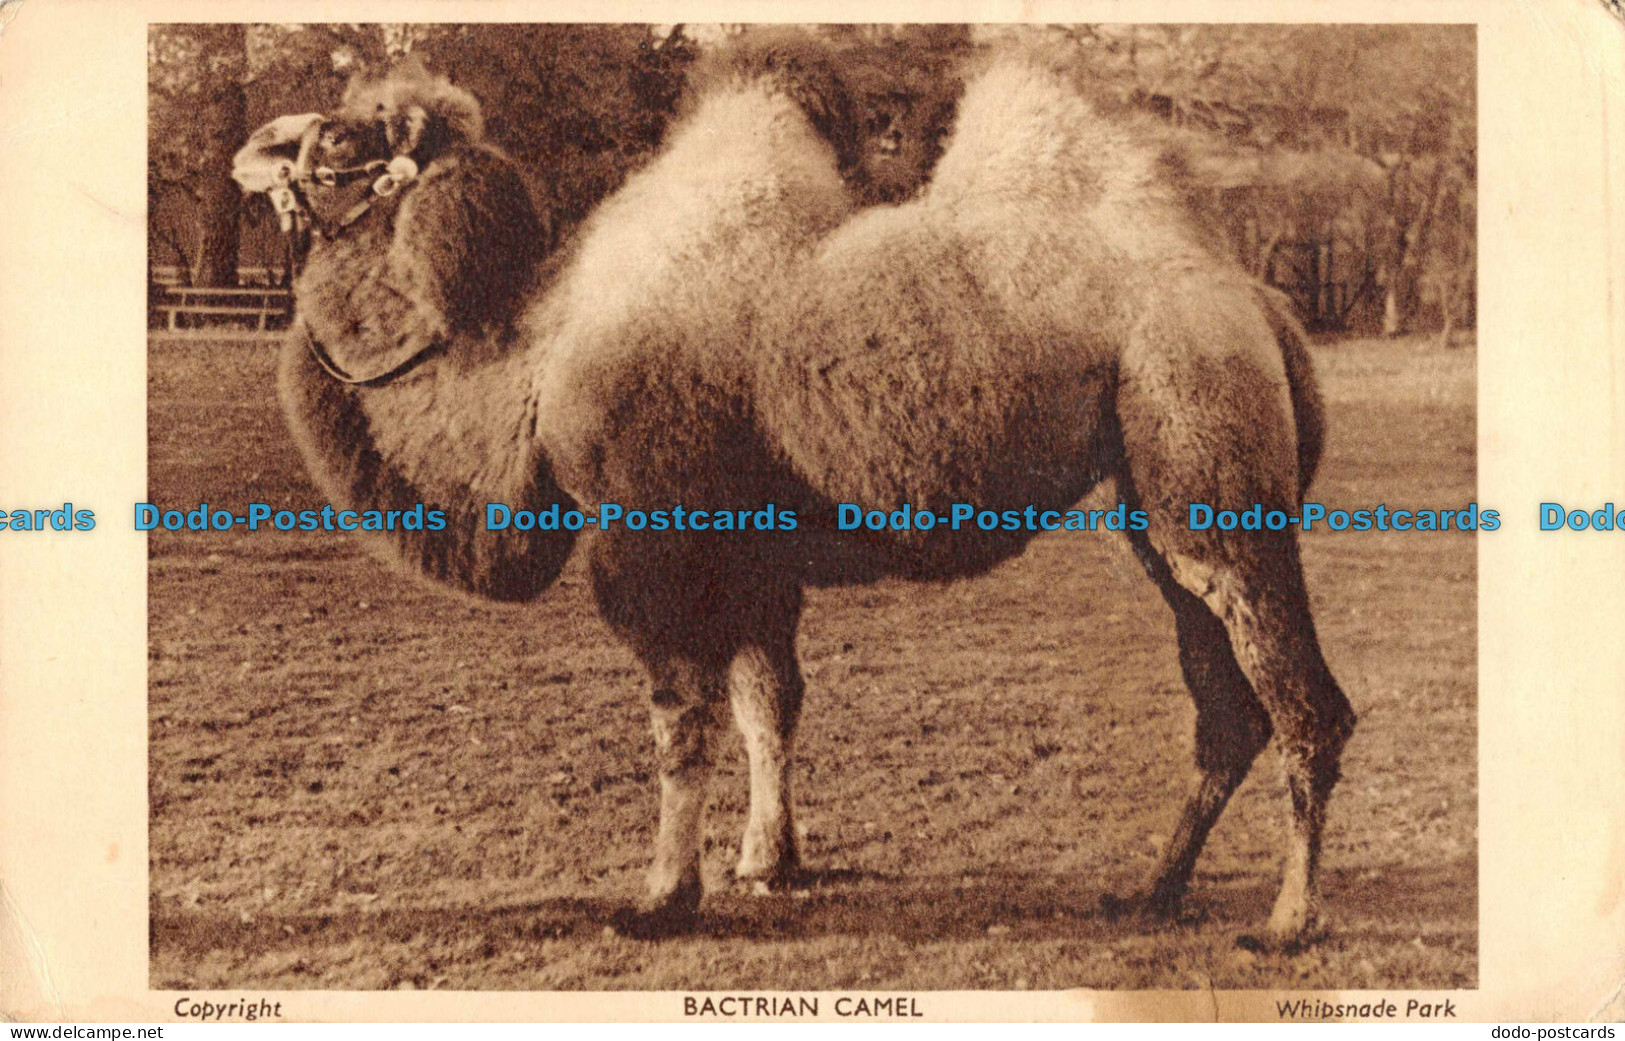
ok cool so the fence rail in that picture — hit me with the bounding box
[148,285,292,332]
[149,265,287,287]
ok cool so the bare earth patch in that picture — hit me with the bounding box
[148,334,1475,990]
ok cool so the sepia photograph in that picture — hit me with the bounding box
[141,22,1480,994]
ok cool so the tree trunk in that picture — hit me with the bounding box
[192,24,248,287]
[1254,229,1281,281]
[194,168,242,287]
[1383,149,1453,338]
[1435,280,1455,348]
[1386,249,1422,336]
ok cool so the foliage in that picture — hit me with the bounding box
[404,24,693,236]
[1043,24,1477,335]
[149,24,690,283]
[148,24,248,286]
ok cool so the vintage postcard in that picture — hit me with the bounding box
[0,0,1621,1024]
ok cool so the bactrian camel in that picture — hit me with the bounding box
[232,40,1354,949]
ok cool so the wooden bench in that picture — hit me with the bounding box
[150,286,292,332]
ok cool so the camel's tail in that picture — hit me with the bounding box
[1255,284,1325,501]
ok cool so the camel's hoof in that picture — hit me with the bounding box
[1235,917,1326,955]
[732,860,803,896]
[609,878,703,940]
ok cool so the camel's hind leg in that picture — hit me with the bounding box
[1115,296,1356,946]
[1150,532,1354,947]
[728,588,806,886]
[1106,525,1273,919]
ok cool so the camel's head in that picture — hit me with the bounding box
[853,79,959,204]
[331,57,484,166]
[683,30,959,207]
[233,58,485,230]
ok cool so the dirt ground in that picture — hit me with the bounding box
[147,333,1476,991]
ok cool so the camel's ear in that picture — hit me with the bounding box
[342,61,483,163]
[232,113,323,192]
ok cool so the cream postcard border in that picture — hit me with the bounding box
[0,0,1621,1022]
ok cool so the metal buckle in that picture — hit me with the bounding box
[371,156,418,199]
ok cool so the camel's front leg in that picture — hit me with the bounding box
[638,661,725,927]
[729,635,805,886]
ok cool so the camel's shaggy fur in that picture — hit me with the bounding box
[746,58,1353,945]
[234,62,578,601]
[238,42,1354,948]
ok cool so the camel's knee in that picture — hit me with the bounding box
[1194,697,1272,773]
[1319,681,1357,754]
[650,690,717,775]
[1287,682,1357,791]
[1166,596,1274,771]
[729,644,804,742]
[1160,546,1354,783]
[1180,639,1272,775]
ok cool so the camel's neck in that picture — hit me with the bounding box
[278,138,576,603]
[279,330,578,602]
[353,344,542,505]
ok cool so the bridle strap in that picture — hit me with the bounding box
[277,121,421,255]
[325,193,386,237]
[298,319,446,387]
[295,167,396,242]
[307,158,390,189]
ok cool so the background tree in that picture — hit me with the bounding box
[149,24,688,287]
[149,24,248,287]
[404,24,693,237]
[1008,24,1475,336]
[150,23,391,287]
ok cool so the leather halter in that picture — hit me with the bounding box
[268,119,439,387]
[268,119,420,256]
[296,317,446,387]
